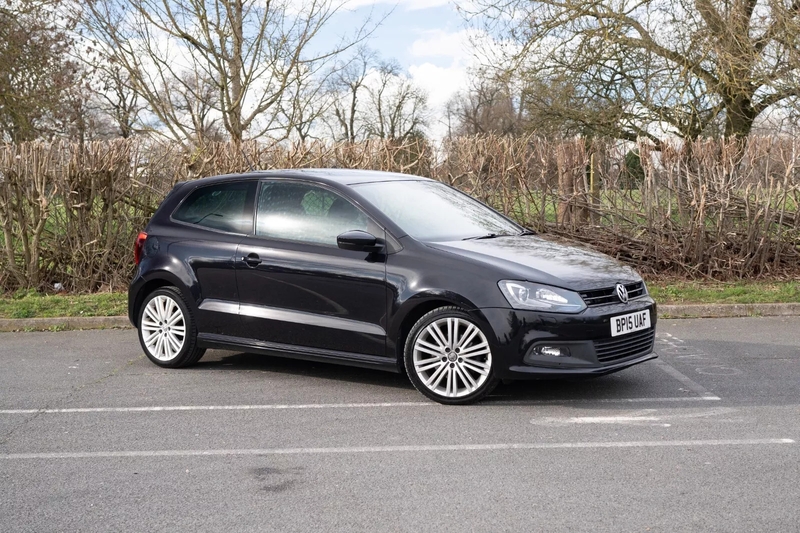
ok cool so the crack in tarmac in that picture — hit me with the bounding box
[0,353,145,448]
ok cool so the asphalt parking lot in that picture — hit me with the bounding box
[2,316,799,532]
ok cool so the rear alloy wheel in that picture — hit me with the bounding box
[138,287,205,368]
[405,307,499,405]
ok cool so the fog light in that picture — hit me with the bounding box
[531,345,571,358]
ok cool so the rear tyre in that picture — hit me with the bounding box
[404,306,499,405]
[137,287,205,368]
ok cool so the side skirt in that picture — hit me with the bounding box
[197,333,400,373]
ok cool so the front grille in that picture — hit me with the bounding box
[594,329,655,363]
[580,281,646,307]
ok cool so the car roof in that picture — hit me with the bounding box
[188,168,433,187]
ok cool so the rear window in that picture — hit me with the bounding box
[173,181,255,233]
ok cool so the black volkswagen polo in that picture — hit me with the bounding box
[129,169,657,404]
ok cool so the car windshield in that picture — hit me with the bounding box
[352,180,522,241]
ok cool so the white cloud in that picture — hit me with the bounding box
[405,29,481,141]
[409,62,468,108]
[409,29,473,63]
[410,62,468,141]
[407,29,479,101]
[408,27,509,68]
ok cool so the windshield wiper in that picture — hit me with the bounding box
[463,229,535,240]
[462,233,511,240]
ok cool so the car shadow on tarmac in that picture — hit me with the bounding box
[192,349,667,403]
[195,350,413,391]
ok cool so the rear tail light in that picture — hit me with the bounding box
[134,232,148,265]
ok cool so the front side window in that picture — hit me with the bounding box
[256,181,373,246]
[173,181,255,233]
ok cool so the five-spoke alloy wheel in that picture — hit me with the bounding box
[137,287,205,368]
[405,307,499,404]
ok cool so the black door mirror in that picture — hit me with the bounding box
[337,230,385,253]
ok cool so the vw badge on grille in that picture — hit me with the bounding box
[615,283,629,303]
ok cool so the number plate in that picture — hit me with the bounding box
[611,310,651,337]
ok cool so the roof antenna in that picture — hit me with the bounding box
[241,146,256,172]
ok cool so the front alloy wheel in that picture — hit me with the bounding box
[138,287,205,368]
[405,307,499,404]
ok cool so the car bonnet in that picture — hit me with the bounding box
[426,235,641,291]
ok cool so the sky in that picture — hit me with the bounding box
[87,0,484,143]
[325,0,480,140]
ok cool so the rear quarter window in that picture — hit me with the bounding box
[173,181,255,233]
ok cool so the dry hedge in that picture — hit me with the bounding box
[0,136,797,292]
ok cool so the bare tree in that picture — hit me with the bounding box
[80,0,373,147]
[92,64,144,139]
[324,51,429,142]
[365,61,428,142]
[327,47,376,142]
[0,0,81,142]
[446,75,526,137]
[51,83,108,144]
[279,62,331,142]
[159,72,226,145]
[468,0,800,143]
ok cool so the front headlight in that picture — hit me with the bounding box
[498,280,586,313]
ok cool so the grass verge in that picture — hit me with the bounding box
[648,280,800,305]
[0,291,127,319]
[0,280,798,319]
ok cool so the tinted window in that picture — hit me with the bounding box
[173,182,255,233]
[352,180,521,241]
[256,181,371,245]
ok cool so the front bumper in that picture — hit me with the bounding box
[476,298,658,380]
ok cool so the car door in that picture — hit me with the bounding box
[234,179,388,356]
[169,180,257,335]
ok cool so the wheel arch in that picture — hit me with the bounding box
[392,292,486,370]
[130,272,195,327]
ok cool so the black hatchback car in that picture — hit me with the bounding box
[129,169,657,404]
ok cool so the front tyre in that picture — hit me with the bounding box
[404,307,499,405]
[138,287,205,368]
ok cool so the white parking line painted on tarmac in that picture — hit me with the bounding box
[1,438,794,460]
[486,396,721,405]
[535,415,662,425]
[2,396,727,415]
[0,396,722,415]
[530,407,738,427]
[0,402,433,414]
[654,360,721,400]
